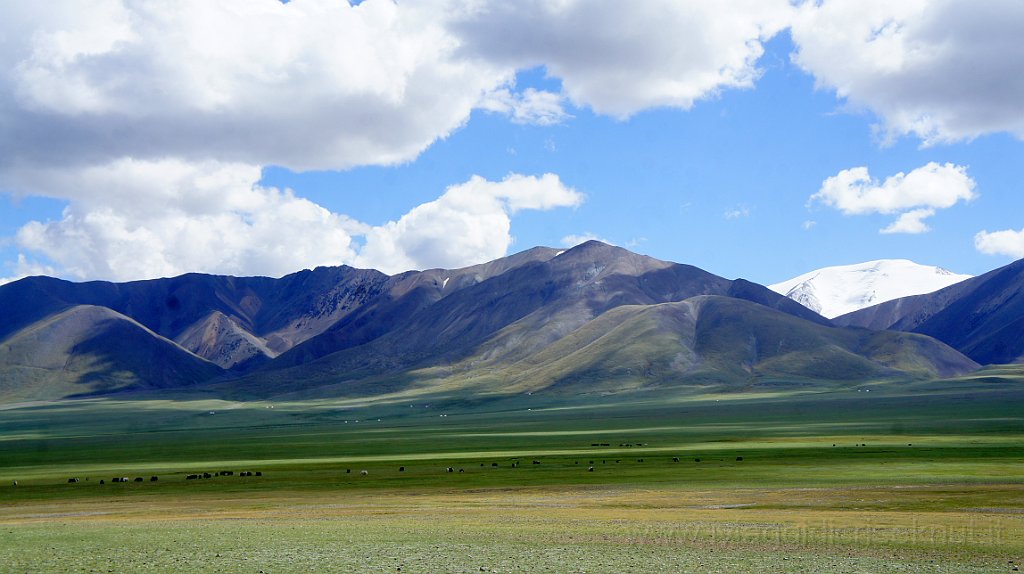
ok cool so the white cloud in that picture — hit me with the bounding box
[451,0,794,118]
[0,0,509,173]
[790,0,1024,144]
[810,162,975,234]
[11,160,364,281]
[356,174,583,274]
[0,1,800,284]
[975,228,1024,259]
[0,0,799,176]
[479,88,571,126]
[802,220,817,230]
[0,255,57,286]
[561,233,612,248]
[880,208,934,235]
[724,205,752,220]
[9,165,582,280]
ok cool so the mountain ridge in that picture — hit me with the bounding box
[0,241,986,402]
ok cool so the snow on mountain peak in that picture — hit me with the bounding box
[769,259,972,319]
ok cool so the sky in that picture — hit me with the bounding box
[1,0,1022,287]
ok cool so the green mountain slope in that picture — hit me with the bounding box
[437,296,980,397]
[0,305,222,401]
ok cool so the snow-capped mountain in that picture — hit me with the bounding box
[769,259,973,319]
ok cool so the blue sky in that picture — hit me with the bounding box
[1,1,1022,286]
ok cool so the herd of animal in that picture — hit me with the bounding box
[50,470,265,485]
[11,451,755,488]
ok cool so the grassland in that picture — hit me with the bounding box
[1,376,1023,572]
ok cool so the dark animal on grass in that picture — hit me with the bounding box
[399,467,405,472]
[134,477,143,482]
[673,457,679,462]
[360,470,368,476]
[587,466,594,472]
[255,472,262,476]
[532,460,540,465]
[694,458,701,463]
[67,478,79,483]
[491,463,498,467]
[186,474,198,480]
[98,480,104,485]
[458,468,465,473]
[11,481,16,487]
[447,467,454,473]
[736,457,743,461]
[150,476,158,482]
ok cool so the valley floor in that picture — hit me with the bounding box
[1,379,1022,572]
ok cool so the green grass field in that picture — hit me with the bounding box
[1,377,1023,572]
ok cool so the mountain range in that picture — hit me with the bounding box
[2,241,1014,403]
[836,257,1024,365]
[769,259,972,319]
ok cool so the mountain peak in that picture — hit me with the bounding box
[770,259,972,319]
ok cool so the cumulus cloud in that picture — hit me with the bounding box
[451,0,794,117]
[0,0,809,283]
[975,228,1024,259]
[0,254,57,286]
[479,88,571,126]
[10,160,365,281]
[356,174,583,274]
[790,0,1024,144]
[0,0,508,173]
[810,162,976,233]
[880,208,935,235]
[8,165,581,280]
[0,0,800,175]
